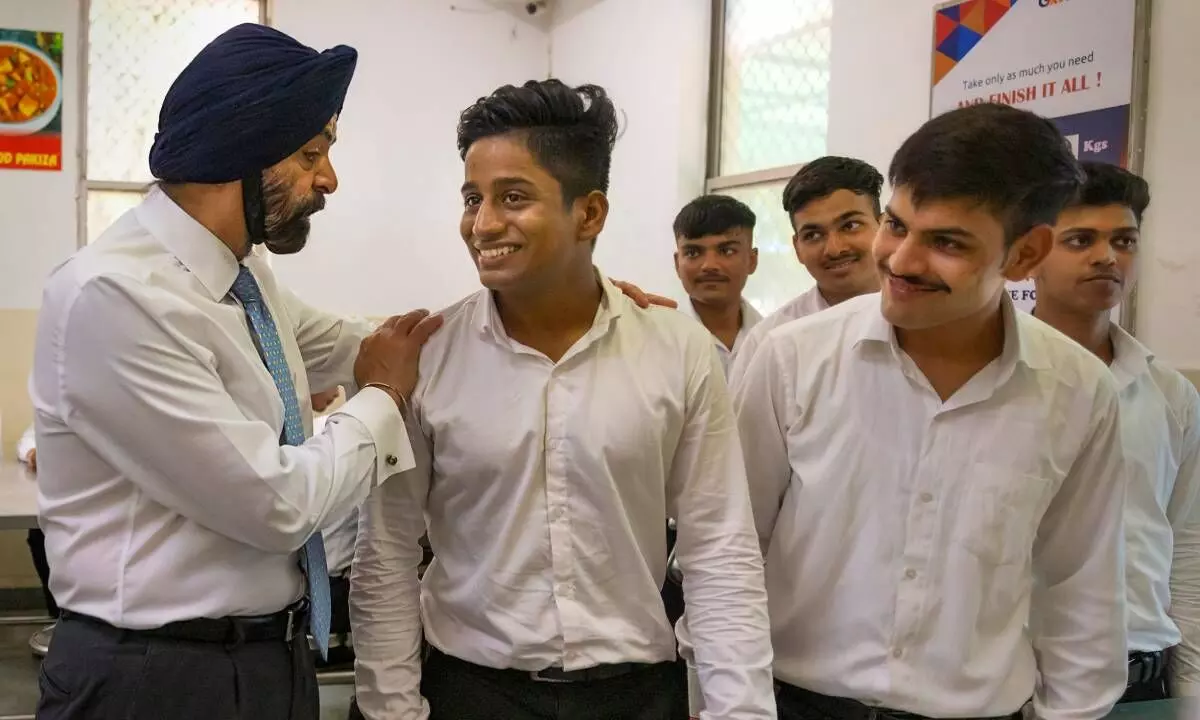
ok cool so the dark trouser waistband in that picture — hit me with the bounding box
[775,680,1023,720]
[59,600,308,646]
[425,645,663,684]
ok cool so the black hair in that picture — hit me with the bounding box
[1065,161,1150,225]
[782,156,883,224]
[457,79,619,203]
[673,194,757,240]
[888,103,1084,244]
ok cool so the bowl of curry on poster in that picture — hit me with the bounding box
[0,40,61,136]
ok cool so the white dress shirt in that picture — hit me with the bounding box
[29,187,413,627]
[729,286,829,381]
[352,277,775,720]
[1108,323,1200,695]
[313,413,361,577]
[682,297,763,375]
[732,293,1128,720]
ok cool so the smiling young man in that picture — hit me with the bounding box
[729,157,881,377]
[733,104,1130,720]
[350,79,774,720]
[1031,162,1200,703]
[672,194,761,373]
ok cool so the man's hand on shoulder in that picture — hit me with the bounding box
[609,278,677,309]
[354,310,444,409]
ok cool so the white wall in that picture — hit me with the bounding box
[269,1,551,316]
[1136,0,1200,370]
[825,0,931,187]
[550,0,711,305]
[0,0,80,310]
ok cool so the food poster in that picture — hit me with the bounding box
[0,29,64,172]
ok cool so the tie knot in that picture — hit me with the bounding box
[230,265,263,306]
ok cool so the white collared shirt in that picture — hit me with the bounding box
[29,188,413,627]
[351,278,776,720]
[732,293,1128,720]
[729,286,830,382]
[1108,323,1200,695]
[682,297,763,375]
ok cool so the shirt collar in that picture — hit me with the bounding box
[471,270,627,342]
[855,292,1051,372]
[1109,321,1154,389]
[685,296,761,328]
[133,186,242,301]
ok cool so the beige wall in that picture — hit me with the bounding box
[0,309,39,589]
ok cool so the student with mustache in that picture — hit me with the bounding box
[729,157,882,380]
[672,194,761,375]
[733,103,1130,720]
[1030,162,1200,703]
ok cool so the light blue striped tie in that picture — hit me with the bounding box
[230,265,331,659]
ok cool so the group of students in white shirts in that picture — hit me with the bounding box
[670,143,1198,718]
[21,48,1198,720]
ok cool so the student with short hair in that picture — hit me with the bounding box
[734,103,1129,720]
[1031,161,1200,702]
[350,79,775,720]
[729,156,882,378]
[672,194,761,374]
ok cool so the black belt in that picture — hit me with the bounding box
[60,600,308,646]
[427,645,655,684]
[775,681,1022,720]
[1128,649,1170,685]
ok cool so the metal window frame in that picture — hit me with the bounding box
[703,0,829,197]
[76,0,272,247]
[1119,0,1153,335]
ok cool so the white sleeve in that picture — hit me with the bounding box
[53,275,413,554]
[351,408,432,720]
[1029,379,1129,719]
[1167,386,1200,697]
[669,339,776,719]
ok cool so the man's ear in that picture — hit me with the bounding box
[749,247,759,275]
[1003,224,1052,282]
[578,190,609,245]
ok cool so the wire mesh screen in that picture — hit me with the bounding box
[717,0,833,177]
[716,181,815,315]
[86,0,261,183]
[86,189,145,244]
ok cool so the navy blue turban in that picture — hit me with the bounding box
[149,23,357,184]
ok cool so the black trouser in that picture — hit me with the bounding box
[421,646,679,720]
[36,611,317,720]
[26,528,58,617]
[775,681,1022,720]
[1119,649,1172,704]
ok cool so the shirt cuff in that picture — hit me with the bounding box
[334,386,415,485]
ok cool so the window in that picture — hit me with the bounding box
[83,0,264,244]
[707,0,833,314]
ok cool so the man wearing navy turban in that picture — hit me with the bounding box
[31,23,441,720]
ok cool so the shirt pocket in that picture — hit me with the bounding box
[960,464,1054,568]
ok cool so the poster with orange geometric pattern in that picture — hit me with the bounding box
[930,0,1137,312]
